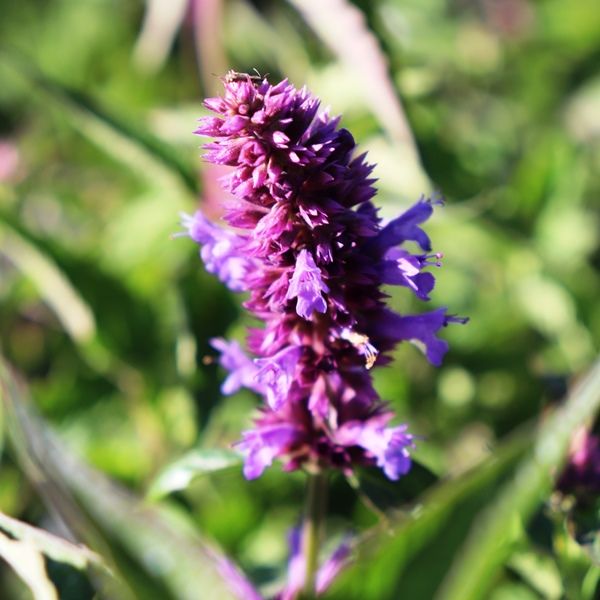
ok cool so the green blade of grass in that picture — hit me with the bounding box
[0,219,96,345]
[0,511,105,572]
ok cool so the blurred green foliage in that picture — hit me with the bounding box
[0,0,598,598]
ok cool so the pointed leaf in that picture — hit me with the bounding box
[148,448,243,500]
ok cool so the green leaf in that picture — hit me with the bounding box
[148,448,243,500]
[0,356,246,600]
[553,506,600,599]
[507,549,562,600]
[325,424,532,599]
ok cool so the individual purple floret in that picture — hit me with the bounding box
[184,72,466,481]
[285,249,329,319]
[210,338,264,396]
[180,212,254,291]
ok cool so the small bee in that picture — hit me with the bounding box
[340,329,379,370]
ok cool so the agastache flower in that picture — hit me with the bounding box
[185,72,466,481]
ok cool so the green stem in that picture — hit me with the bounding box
[300,470,328,599]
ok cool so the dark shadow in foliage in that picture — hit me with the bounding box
[178,258,240,429]
[47,559,98,600]
[352,461,439,513]
[54,251,164,372]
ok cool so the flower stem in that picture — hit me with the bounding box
[300,470,328,599]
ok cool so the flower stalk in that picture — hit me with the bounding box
[301,470,328,599]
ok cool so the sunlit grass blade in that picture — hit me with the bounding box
[437,357,600,600]
[0,215,119,377]
[0,51,199,196]
[0,219,96,345]
[0,511,104,573]
[133,0,188,73]
[0,357,245,600]
[0,530,58,600]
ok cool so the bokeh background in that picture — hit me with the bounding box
[0,0,599,598]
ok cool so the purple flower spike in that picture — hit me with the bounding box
[185,72,466,481]
[285,249,329,320]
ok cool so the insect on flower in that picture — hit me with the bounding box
[223,69,266,84]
